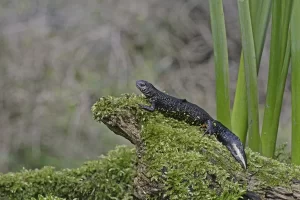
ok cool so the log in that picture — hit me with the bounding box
[92,94,300,200]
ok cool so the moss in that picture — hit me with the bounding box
[140,115,245,199]
[0,146,135,200]
[92,93,149,123]
[1,94,299,199]
[31,195,66,200]
[93,94,300,199]
[246,149,300,188]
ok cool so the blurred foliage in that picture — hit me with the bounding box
[0,146,135,200]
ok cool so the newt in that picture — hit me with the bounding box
[136,80,213,125]
[136,80,247,170]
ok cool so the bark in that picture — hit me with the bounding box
[95,96,300,200]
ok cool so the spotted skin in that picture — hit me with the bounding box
[136,80,213,125]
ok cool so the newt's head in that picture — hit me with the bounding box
[136,80,157,98]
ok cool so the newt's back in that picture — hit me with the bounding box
[136,80,213,125]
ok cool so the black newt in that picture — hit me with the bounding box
[136,80,213,125]
[136,80,247,170]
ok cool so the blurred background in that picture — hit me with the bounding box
[0,0,292,173]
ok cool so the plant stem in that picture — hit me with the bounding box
[209,0,231,129]
[232,0,271,145]
[231,54,248,143]
[291,0,300,165]
[261,0,293,158]
[237,0,260,151]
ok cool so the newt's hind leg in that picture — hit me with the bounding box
[201,119,215,137]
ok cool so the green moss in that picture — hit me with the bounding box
[93,94,300,199]
[140,115,245,199]
[31,195,66,200]
[92,93,146,122]
[0,146,135,200]
[1,94,299,199]
[246,149,300,188]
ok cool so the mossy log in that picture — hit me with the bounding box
[92,94,300,200]
[0,146,135,200]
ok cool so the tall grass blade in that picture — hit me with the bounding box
[232,0,271,145]
[261,0,293,158]
[231,54,248,143]
[250,0,272,65]
[237,0,260,151]
[291,1,300,165]
[209,0,231,128]
[270,34,291,154]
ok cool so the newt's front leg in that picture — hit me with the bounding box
[139,101,156,112]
